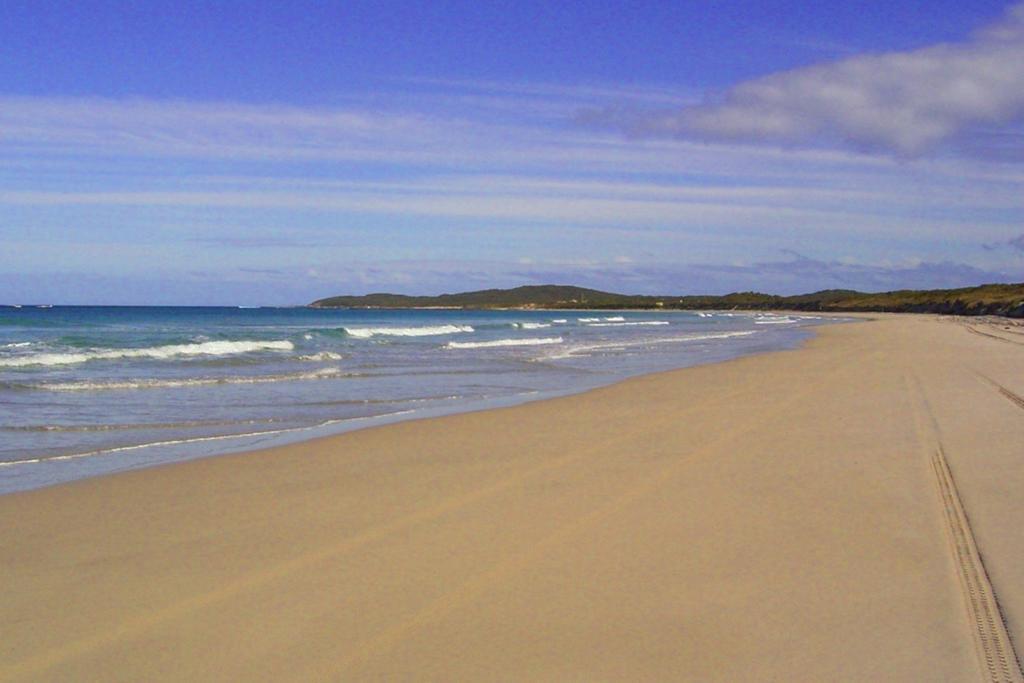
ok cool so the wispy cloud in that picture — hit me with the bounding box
[189,234,331,249]
[232,251,1024,295]
[983,232,1024,252]
[504,252,1022,295]
[4,249,1017,304]
[1,74,1022,300]
[590,3,1024,157]
[0,185,1003,241]
[0,90,882,175]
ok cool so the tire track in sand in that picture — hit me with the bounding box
[963,324,1024,347]
[907,374,1023,683]
[971,371,1024,413]
[994,383,1024,412]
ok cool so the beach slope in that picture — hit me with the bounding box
[2,315,1023,681]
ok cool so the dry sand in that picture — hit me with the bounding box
[2,314,1023,681]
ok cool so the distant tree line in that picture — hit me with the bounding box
[310,283,1024,317]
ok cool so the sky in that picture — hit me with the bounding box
[1,0,1023,304]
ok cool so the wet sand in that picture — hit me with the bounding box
[2,314,1023,681]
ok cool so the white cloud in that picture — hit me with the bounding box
[0,76,1021,282]
[612,3,1024,156]
[0,87,903,177]
[0,185,997,241]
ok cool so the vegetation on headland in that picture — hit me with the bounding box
[310,283,1024,317]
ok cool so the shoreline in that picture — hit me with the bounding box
[3,313,1022,680]
[0,313,831,496]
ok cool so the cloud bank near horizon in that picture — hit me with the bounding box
[1,252,1015,306]
[597,3,1024,156]
[1,64,1022,302]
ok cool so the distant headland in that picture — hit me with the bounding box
[310,283,1024,317]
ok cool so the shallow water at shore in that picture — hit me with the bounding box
[0,305,836,493]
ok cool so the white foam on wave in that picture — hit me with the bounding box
[754,317,797,324]
[0,339,294,368]
[515,322,551,329]
[32,367,343,391]
[297,351,343,361]
[577,317,601,322]
[687,330,756,340]
[586,321,670,327]
[544,331,756,359]
[343,324,473,338]
[0,407,423,469]
[8,417,284,433]
[2,341,33,348]
[551,319,567,323]
[446,337,563,349]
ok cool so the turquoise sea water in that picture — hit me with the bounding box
[0,305,835,493]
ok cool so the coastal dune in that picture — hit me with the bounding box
[2,315,1023,681]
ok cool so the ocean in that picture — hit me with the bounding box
[0,305,835,493]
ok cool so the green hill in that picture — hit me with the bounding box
[310,282,1024,317]
[311,285,640,309]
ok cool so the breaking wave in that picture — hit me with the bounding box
[3,417,285,433]
[754,317,797,324]
[544,331,756,359]
[586,321,670,327]
[296,351,344,361]
[578,316,626,323]
[22,367,342,391]
[343,324,474,338]
[446,337,563,349]
[0,339,295,367]
[0,409,420,468]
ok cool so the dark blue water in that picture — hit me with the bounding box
[0,305,834,493]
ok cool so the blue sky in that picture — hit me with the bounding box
[1,0,1023,304]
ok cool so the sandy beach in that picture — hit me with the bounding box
[2,314,1023,681]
